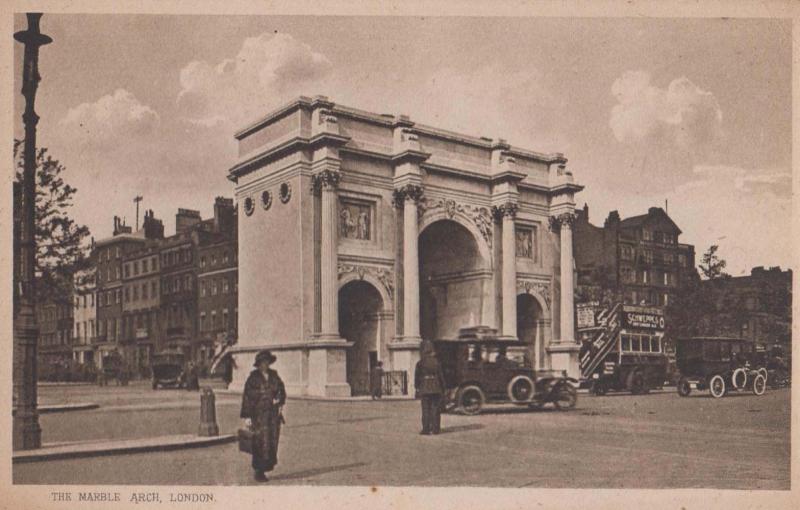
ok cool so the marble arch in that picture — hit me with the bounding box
[227,96,583,396]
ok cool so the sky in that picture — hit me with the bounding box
[12,14,793,275]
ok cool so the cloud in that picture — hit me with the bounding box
[60,89,159,148]
[690,164,792,200]
[414,65,566,151]
[177,32,333,128]
[609,71,722,150]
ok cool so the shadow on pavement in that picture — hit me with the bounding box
[438,424,484,434]
[269,462,368,482]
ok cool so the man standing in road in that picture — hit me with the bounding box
[414,341,446,435]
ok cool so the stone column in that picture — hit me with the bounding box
[313,169,342,339]
[394,184,424,341]
[556,212,576,343]
[494,203,518,339]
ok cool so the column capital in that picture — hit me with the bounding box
[311,169,341,195]
[492,202,518,221]
[548,211,576,232]
[392,183,424,207]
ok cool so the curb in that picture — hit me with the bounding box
[12,434,236,464]
[13,403,100,416]
[215,388,414,402]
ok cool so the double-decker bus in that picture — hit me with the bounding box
[578,304,669,395]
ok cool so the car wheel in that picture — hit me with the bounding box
[507,375,535,403]
[731,368,747,389]
[457,385,485,415]
[553,383,577,410]
[757,367,768,383]
[709,374,726,398]
[628,372,645,395]
[752,374,767,396]
[677,378,691,397]
[591,380,607,396]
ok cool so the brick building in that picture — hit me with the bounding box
[573,205,696,307]
[197,198,238,366]
[699,266,792,351]
[37,300,73,379]
[159,218,199,357]
[72,266,96,366]
[93,216,160,369]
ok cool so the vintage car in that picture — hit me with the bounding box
[433,327,578,415]
[150,351,186,390]
[675,336,767,398]
[98,351,129,386]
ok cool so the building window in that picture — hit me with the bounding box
[222,309,229,328]
[212,280,218,296]
[211,253,217,266]
[133,261,139,276]
[116,247,121,259]
[152,256,158,270]
[125,287,130,302]
[115,289,121,304]
[620,245,634,260]
[663,272,671,286]
[223,279,229,294]
[107,268,112,282]
[116,267,121,280]
[200,256,206,268]
[642,229,652,241]
[200,313,206,331]
[212,310,217,328]
[620,267,634,284]
[133,285,139,301]
[223,251,229,264]
[201,282,206,297]
[642,250,653,264]
[142,283,148,300]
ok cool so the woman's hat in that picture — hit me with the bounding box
[253,350,277,367]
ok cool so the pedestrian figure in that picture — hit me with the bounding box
[371,361,384,400]
[240,350,286,482]
[185,362,200,391]
[414,341,446,435]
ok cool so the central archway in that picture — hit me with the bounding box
[419,219,490,341]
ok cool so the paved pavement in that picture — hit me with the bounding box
[13,380,791,489]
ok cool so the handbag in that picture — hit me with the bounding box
[238,426,254,454]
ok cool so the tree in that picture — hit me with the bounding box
[14,139,91,303]
[698,245,729,280]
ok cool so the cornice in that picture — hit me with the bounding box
[228,132,351,182]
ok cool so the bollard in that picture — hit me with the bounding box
[198,387,219,437]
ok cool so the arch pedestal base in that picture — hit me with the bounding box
[227,341,352,397]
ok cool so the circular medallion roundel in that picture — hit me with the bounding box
[261,190,272,210]
[279,182,292,204]
[243,196,255,216]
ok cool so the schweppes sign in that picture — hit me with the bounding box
[622,305,665,331]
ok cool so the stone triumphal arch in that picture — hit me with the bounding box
[227,96,582,396]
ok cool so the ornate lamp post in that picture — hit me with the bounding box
[13,13,52,450]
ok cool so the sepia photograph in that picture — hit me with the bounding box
[4,1,797,508]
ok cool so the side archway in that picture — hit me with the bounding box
[338,278,390,396]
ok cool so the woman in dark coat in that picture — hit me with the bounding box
[240,350,286,482]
